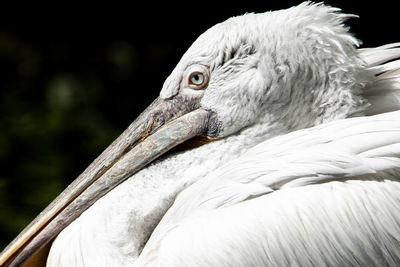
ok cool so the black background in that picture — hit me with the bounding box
[0,1,397,250]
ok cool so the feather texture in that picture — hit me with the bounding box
[137,111,400,266]
[359,43,400,115]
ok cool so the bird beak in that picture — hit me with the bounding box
[0,96,211,266]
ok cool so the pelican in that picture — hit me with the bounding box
[1,2,400,266]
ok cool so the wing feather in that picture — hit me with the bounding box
[359,43,400,115]
[358,44,400,66]
[157,111,400,219]
[136,111,400,266]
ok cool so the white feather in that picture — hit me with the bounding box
[143,180,400,267]
[137,111,400,266]
[358,46,400,66]
[359,43,400,115]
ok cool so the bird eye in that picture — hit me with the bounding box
[186,65,209,90]
[189,72,205,86]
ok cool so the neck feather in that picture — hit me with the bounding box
[47,120,292,266]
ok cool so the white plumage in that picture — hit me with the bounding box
[136,111,400,266]
[42,2,400,266]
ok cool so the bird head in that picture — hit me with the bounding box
[160,3,369,138]
[0,3,372,266]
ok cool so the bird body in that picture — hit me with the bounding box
[2,2,400,267]
[136,110,400,266]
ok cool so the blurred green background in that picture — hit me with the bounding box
[0,1,397,251]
